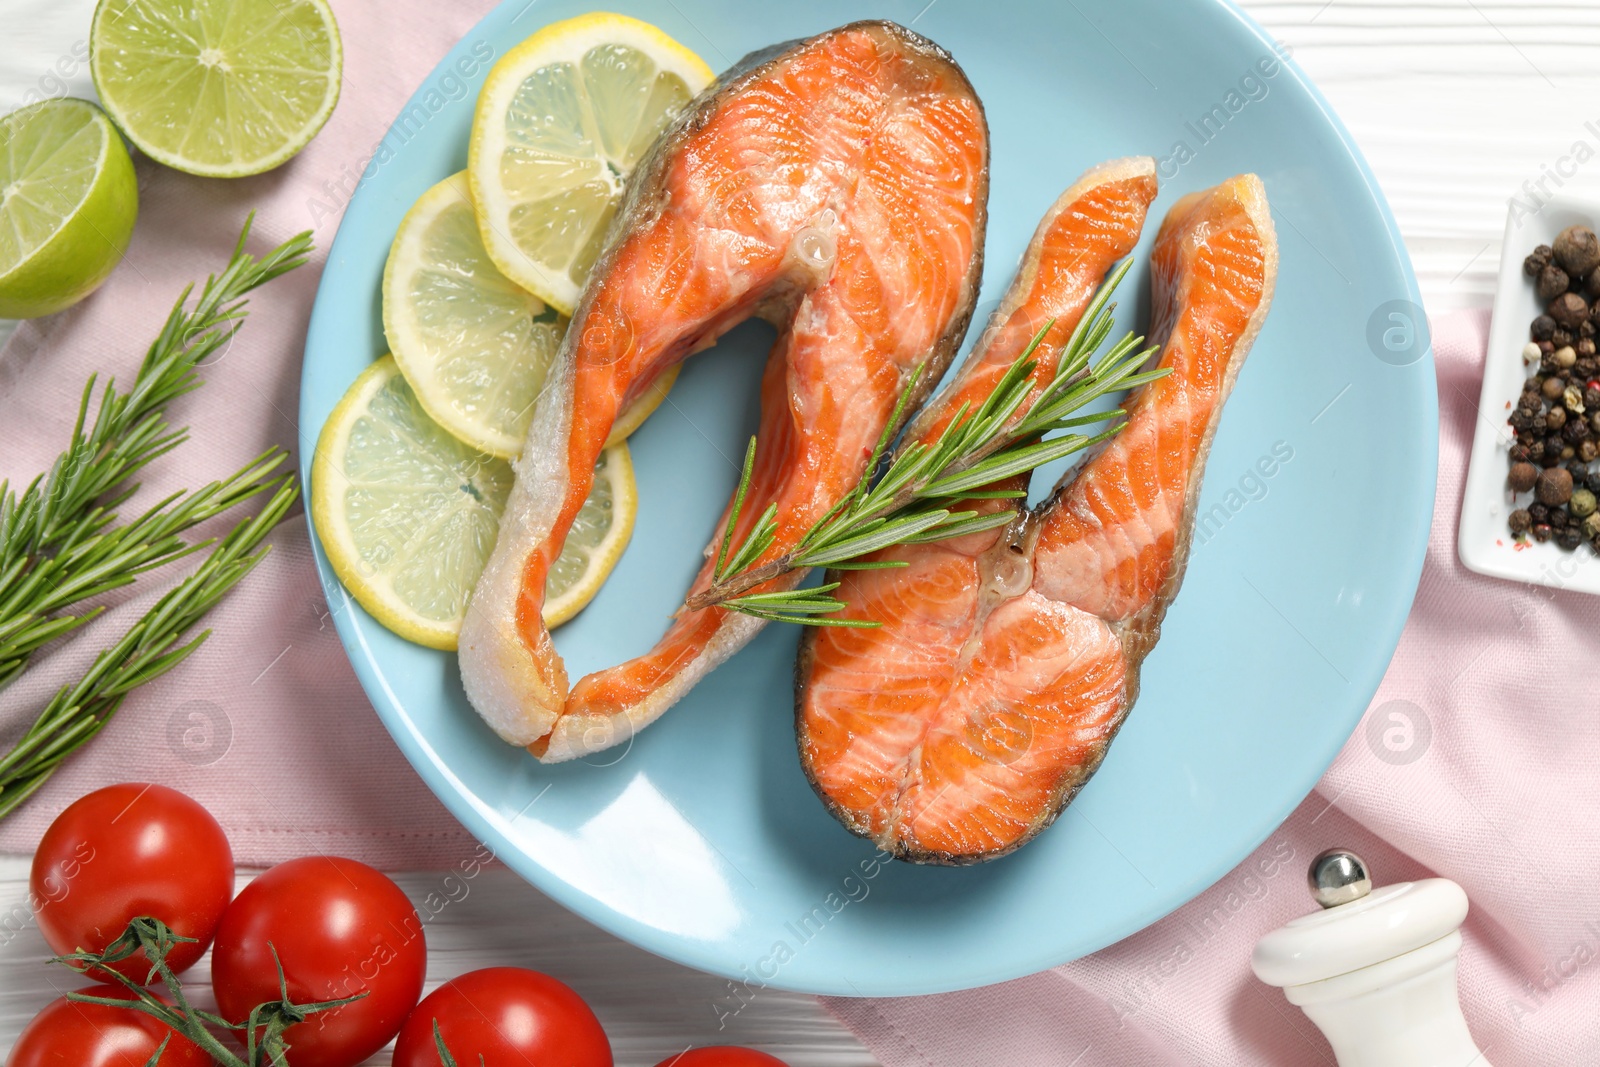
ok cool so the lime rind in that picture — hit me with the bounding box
[89,0,343,178]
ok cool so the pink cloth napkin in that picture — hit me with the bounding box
[0,0,500,866]
[826,307,1600,1064]
[3,2,1596,1060]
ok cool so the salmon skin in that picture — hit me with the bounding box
[796,174,1277,864]
[460,22,989,760]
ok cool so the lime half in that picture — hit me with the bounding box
[0,99,137,319]
[90,0,342,178]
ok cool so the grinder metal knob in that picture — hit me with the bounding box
[1308,848,1372,909]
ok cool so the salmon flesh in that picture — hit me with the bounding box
[460,21,989,760]
[796,174,1278,863]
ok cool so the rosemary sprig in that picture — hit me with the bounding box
[688,260,1166,625]
[0,476,297,819]
[59,916,364,1066]
[0,219,311,679]
[0,449,291,689]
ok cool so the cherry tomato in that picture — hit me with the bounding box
[211,856,426,1067]
[7,986,211,1067]
[651,1050,789,1067]
[31,783,234,981]
[392,967,612,1067]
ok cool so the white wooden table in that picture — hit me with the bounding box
[3,1,1594,1062]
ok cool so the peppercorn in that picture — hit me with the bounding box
[1571,488,1598,518]
[1512,442,1534,462]
[1531,501,1551,521]
[1557,525,1584,550]
[1510,508,1533,535]
[1582,320,1597,339]
[1508,461,1539,492]
[1566,418,1591,443]
[1588,512,1600,538]
[1532,314,1557,340]
[1510,409,1533,432]
[1529,440,1548,464]
[1556,345,1579,368]
[1554,225,1600,277]
[1588,469,1600,494]
[1589,385,1600,409]
[1582,440,1599,463]
[1551,507,1569,529]
[1518,429,1537,448]
[1538,466,1575,504]
[1562,444,1576,461]
[1579,358,1600,380]
[1539,263,1572,302]
[1522,341,1543,364]
[1533,523,1554,542]
[1541,351,1562,375]
[1526,245,1555,276]
[1581,338,1597,358]
[1569,460,1590,482]
[1552,327,1574,348]
[1545,407,1566,431]
[1550,292,1591,329]
[1567,383,1588,413]
[1544,375,1568,400]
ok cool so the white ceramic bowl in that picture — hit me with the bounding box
[1459,196,1600,593]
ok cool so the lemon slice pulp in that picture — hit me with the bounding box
[468,12,714,313]
[312,356,635,648]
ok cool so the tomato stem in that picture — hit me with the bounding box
[55,916,367,1067]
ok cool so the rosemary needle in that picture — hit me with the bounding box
[691,261,1166,625]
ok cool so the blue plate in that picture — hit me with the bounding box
[300,0,1434,996]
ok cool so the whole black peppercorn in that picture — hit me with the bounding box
[1518,429,1537,448]
[1588,469,1600,494]
[1568,460,1589,482]
[1554,225,1600,277]
[1511,443,1533,462]
[1550,507,1569,529]
[1510,410,1532,431]
[1532,314,1557,340]
[1578,358,1600,379]
[1538,466,1575,504]
[1581,320,1597,339]
[1509,461,1539,492]
[1533,523,1554,543]
[1545,437,1567,463]
[1528,440,1547,464]
[1566,417,1591,442]
[1526,245,1555,276]
[1588,385,1600,408]
[1539,264,1572,302]
[1539,339,1557,356]
[1557,525,1584,550]
[1531,502,1551,522]
[1552,327,1574,348]
[1550,292,1591,329]
[1510,508,1533,535]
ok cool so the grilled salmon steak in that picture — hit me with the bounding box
[796,174,1277,863]
[460,22,988,760]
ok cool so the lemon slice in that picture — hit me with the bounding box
[543,439,635,627]
[383,171,677,458]
[468,13,714,313]
[313,356,635,647]
[0,99,138,319]
[89,0,342,178]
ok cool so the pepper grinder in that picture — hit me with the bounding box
[1251,849,1493,1067]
